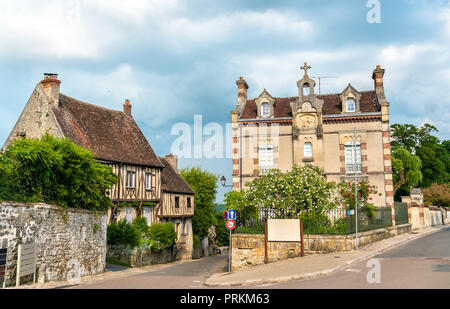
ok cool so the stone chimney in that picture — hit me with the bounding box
[40,73,61,105]
[123,99,132,116]
[372,65,385,90]
[236,76,249,116]
[164,153,178,172]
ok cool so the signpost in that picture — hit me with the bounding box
[225,209,236,273]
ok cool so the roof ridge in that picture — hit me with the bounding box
[60,93,124,115]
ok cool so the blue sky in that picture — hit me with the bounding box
[0,0,449,202]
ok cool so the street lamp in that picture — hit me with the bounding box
[220,175,233,187]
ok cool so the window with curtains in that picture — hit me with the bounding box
[304,142,313,158]
[145,173,152,190]
[259,145,274,174]
[126,171,136,188]
[345,142,362,172]
[261,103,270,116]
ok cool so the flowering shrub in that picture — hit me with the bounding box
[337,179,381,221]
[241,165,338,217]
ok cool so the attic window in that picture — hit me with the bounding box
[346,98,356,112]
[303,83,310,96]
[261,103,270,116]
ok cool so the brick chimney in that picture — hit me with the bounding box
[123,99,132,116]
[236,76,249,116]
[40,73,61,105]
[164,153,178,172]
[372,65,385,89]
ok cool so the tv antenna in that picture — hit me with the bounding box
[311,76,338,94]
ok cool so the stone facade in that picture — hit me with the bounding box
[231,65,394,220]
[0,202,107,286]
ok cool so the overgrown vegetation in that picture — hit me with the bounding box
[107,218,177,253]
[0,134,118,211]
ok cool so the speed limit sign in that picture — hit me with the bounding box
[226,219,235,230]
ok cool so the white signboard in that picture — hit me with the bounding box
[268,219,301,242]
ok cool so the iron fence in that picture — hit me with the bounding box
[234,206,394,235]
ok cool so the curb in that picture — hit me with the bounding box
[204,226,446,287]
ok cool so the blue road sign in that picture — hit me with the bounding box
[228,209,236,220]
[224,211,228,220]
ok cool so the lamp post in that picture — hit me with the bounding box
[220,175,233,188]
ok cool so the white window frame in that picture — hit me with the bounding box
[345,142,362,173]
[261,103,270,117]
[126,171,136,188]
[346,98,356,112]
[259,144,274,174]
[304,142,313,158]
[145,173,152,190]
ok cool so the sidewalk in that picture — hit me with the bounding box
[204,225,448,287]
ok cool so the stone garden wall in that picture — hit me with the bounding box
[106,245,174,267]
[231,224,411,271]
[0,202,107,286]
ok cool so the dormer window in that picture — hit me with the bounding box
[261,103,270,116]
[346,98,356,112]
[303,83,310,96]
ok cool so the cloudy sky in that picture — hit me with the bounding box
[0,0,449,202]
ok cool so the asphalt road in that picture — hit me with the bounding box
[73,252,229,289]
[255,226,450,289]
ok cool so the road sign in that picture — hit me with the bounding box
[228,209,236,220]
[226,219,235,230]
[347,209,355,216]
[224,211,228,220]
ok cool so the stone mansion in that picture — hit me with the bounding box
[231,64,394,212]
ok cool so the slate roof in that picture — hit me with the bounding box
[52,94,164,168]
[240,91,379,120]
[159,156,195,195]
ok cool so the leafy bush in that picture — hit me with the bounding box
[148,222,177,248]
[132,216,150,237]
[193,234,201,249]
[0,134,118,211]
[423,183,450,207]
[107,219,141,247]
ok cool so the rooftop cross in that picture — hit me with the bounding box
[300,62,311,75]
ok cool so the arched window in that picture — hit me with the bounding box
[345,141,362,172]
[303,83,310,96]
[346,98,356,112]
[304,142,313,158]
[261,103,270,116]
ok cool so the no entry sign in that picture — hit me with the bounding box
[226,219,235,230]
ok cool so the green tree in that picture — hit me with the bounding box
[0,134,118,211]
[391,147,423,195]
[391,123,449,188]
[180,167,218,238]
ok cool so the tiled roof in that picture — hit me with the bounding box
[52,94,164,168]
[240,91,379,119]
[159,157,195,195]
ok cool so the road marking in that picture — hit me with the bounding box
[345,268,362,273]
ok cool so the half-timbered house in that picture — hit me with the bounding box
[1,73,195,259]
